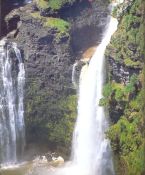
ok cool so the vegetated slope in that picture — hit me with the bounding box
[101,0,145,174]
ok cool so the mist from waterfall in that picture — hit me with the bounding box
[0,40,25,166]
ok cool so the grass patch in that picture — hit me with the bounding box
[31,12,70,33]
[37,0,76,10]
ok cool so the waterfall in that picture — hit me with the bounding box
[0,40,25,166]
[50,14,118,175]
[24,0,32,4]
[72,62,78,89]
[71,16,118,175]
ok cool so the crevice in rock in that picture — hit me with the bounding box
[0,0,29,38]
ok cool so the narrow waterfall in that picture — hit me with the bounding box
[0,40,25,166]
[24,0,32,4]
[71,16,118,175]
[72,62,78,89]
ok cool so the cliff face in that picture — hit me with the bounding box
[103,0,145,174]
[0,0,28,37]
[1,0,145,170]
[3,0,109,154]
[16,9,74,151]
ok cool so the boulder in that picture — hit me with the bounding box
[50,156,64,167]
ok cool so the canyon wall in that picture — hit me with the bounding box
[102,0,145,174]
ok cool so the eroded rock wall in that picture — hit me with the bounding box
[3,0,110,155]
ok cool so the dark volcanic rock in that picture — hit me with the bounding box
[4,0,109,149]
[108,56,141,84]
[0,0,29,38]
[65,0,109,53]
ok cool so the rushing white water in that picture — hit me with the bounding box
[24,0,32,4]
[0,40,25,166]
[72,62,78,89]
[45,14,118,175]
[70,15,118,175]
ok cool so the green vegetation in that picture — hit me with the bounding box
[124,58,141,68]
[104,0,145,174]
[106,0,144,69]
[104,74,145,174]
[37,0,49,9]
[46,95,77,148]
[31,12,70,33]
[25,80,77,155]
[37,0,76,10]
[107,116,144,175]
[44,17,70,32]
[100,74,139,106]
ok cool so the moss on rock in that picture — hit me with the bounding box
[25,78,77,155]
[104,0,145,174]
[106,0,144,68]
[31,12,70,33]
[36,0,77,11]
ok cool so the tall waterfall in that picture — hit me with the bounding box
[0,40,25,166]
[71,16,118,175]
[52,15,119,175]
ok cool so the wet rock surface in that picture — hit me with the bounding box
[108,56,141,84]
[3,0,109,153]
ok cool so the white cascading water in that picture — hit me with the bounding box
[71,15,118,175]
[72,62,78,89]
[24,0,32,4]
[50,10,119,175]
[0,40,25,166]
